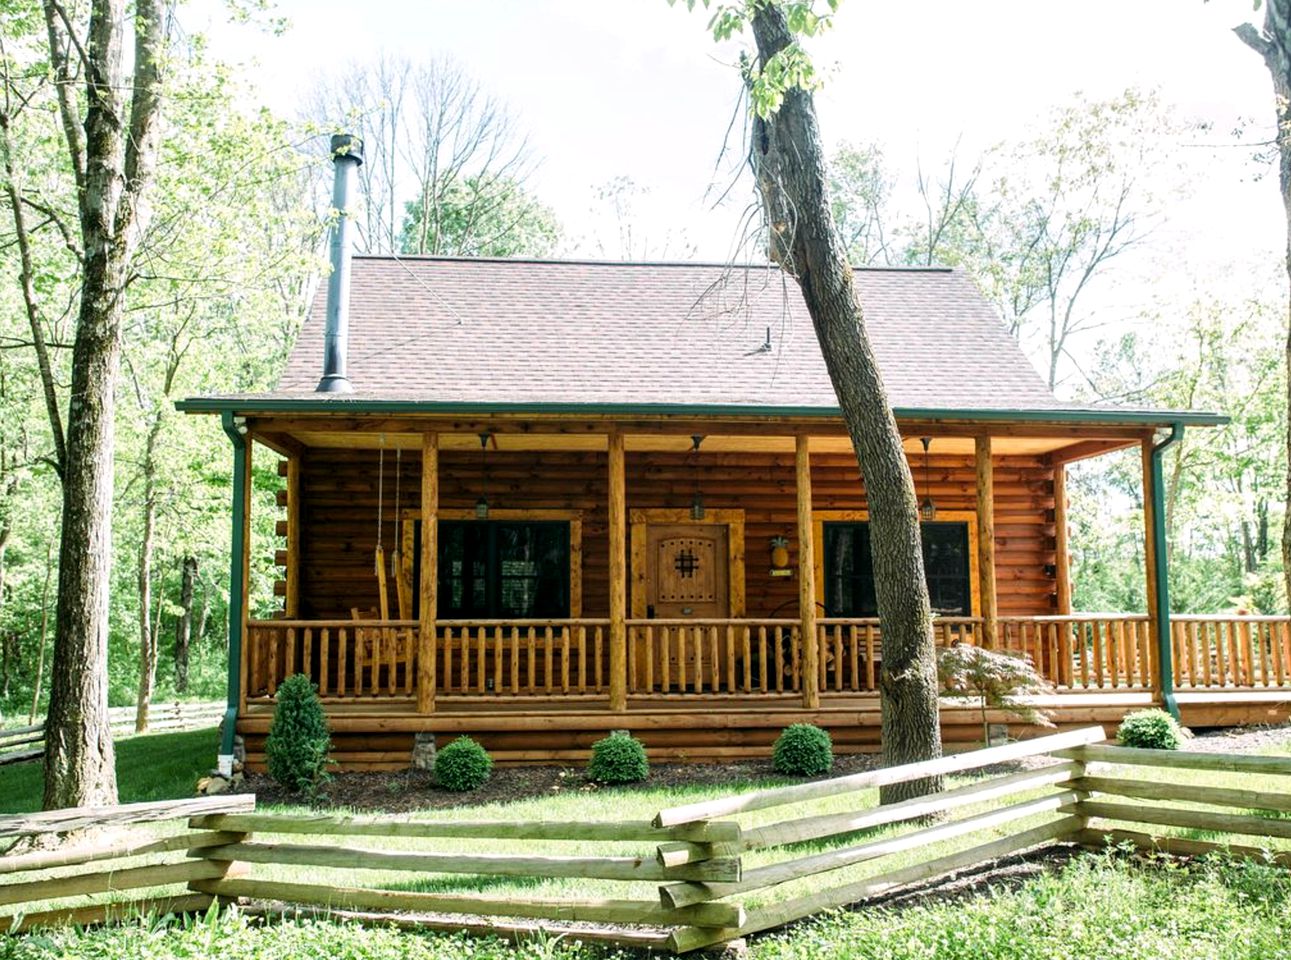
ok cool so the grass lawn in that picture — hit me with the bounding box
[3,850,1290,960]
[0,727,219,814]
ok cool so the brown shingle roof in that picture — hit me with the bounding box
[267,256,1066,412]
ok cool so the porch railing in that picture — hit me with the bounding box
[245,612,1291,707]
[1171,614,1291,689]
[997,614,1154,692]
[437,620,611,698]
[625,619,801,696]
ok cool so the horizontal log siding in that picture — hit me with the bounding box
[295,450,1056,622]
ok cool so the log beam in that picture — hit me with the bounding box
[418,433,438,714]
[796,436,819,709]
[1053,465,1071,615]
[608,430,627,712]
[975,436,998,646]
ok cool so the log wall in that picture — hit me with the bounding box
[287,448,1058,622]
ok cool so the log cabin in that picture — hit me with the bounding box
[181,138,1287,773]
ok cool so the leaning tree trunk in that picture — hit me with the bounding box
[175,556,196,693]
[748,5,942,801]
[134,428,159,734]
[1237,4,1291,615]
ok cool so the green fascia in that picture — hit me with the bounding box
[175,397,1229,428]
[1151,423,1184,720]
[220,411,247,758]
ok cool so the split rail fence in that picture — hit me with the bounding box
[6,726,1291,952]
[0,701,224,767]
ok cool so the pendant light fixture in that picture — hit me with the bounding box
[475,432,491,519]
[919,436,937,522]
[689,434,705,520]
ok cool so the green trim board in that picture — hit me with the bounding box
[1150,423,1183,719]
[176,397,1228,428]
[219,412,247,758]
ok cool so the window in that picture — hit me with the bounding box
[434,521,570,619]
[823,521,972,617]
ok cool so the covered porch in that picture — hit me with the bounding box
[218,409,1276,768]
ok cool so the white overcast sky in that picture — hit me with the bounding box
[196,0,1285,384]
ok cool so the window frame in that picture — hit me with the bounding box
[812,509,981,619]
[400,509,583,619]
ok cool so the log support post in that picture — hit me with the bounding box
[418,432,438,714]
[608,429,628,712]
[1143,427,1183,719]
[1053,463,1072,615]
[975,436,998,648]
[284,455,301,619]
[796,436,819,710]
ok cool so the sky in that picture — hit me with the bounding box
[194,0,1286,386]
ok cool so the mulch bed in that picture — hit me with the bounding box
[239,752,885,811]
[238,722,1291,812]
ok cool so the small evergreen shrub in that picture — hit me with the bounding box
[434,736,493,791]
[587,732,649,784]
[773,723,833,776]
[264,673,332,796]
[1117,708,1184,750]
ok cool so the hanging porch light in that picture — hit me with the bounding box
[919,436,937,522]
[475,432,492,519]
[689,434,705,520]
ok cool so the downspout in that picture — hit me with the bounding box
[1151,422,1184,720]
[218,411,248,771]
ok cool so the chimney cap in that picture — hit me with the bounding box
[330,133,364,167]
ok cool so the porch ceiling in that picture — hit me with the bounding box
[270,429,1132,460]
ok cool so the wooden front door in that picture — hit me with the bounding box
[646,523,730,620]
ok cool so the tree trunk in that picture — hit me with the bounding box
[175,556,196,693]
[195,579,211,652]
[748,5,942,802]
[42,0,168,810]
[134,416,162,733]
[44,243,126,807]
[1236,6,1291,614]
[29,537,54,725]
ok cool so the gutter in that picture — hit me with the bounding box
[1150,422,1185,720]
[218,411,248,770]
[173,397,1229,429]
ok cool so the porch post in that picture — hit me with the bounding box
[417,432,438,714]
[284,455,301,619]
[796,436,820,710]
[1053,464,1072,615]
[608,429,628,712]
[974,436,998,647]
[218,413,250,769]
[1143,429,1182,718]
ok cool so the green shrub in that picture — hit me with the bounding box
[587,732,649,784]
[1117,708,1184,750]
[434,736,493,791]
[264,674,332,796]
[773,723,833,776]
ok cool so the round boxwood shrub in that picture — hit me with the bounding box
[265,673,332,796]
[435,736,493,791]
[1117,708,1184,750]
[773,723,833,777]
[587,732,649,784]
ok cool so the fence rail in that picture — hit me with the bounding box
[0,701,224,767]
[8,726,1291,951]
